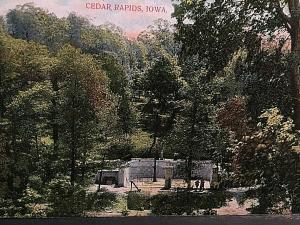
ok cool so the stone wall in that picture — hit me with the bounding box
[95,170,119,185]
[118,158,213,187]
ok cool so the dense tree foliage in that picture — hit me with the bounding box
[0,1,300,217]
[141,55,182,181]
[233,108,300,213]
[172,0,300,213]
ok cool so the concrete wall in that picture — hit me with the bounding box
[95,170,119,185]
[98,159,213,187]
[118,167,130,187]
[125,158,213,186]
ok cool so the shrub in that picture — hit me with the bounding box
[28,176,43,191]
[85,191,116,211]
[46,178,119,216]
[233,108,300,213]
[19,188,47,217]
[127,192,150,210]
[0,198,22,217]
[150,191,231,215]
[46,178,86,216]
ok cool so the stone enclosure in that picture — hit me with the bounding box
[96,158,213,187]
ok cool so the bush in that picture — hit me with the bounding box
[19,188,48,217]
[0,198,23,217]
[28,176,43,191]
[218,173,240,189]
[150,191,231,215]
[46,178,119,216]
[127,192,150,210]
[46,178,86,217]
[86,191,117,211]
[0,187,49,218]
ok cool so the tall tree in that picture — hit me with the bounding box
[229,0,300,129]
[137,19,180,60]
[142,55,181,181]
[166,73,216,188]
[54,45,107,185]
[0,30,54,205]
[67,13,89,49]
[97,53,134,136]
[6,3,68,51]
[173,0,245,79]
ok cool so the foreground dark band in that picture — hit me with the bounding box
[1,216,300,225]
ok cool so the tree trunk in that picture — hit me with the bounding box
[0,73,4,118]
[51,76,59,179]
[152,135,158,182]
[291,27,300,129]
[70,97,76,186]
[186,100,197,189]
[81,161,85,183]
[150,112,160,182]
[35,133,39,162]
[8,115,18,201]
[292,154,300,213]
[98,156,105,191]
[81,149,87,183]
[153,155,157,182]
[186,157,192,189]
[289,1,300,130]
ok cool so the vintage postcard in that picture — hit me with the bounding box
[0,0,300,223]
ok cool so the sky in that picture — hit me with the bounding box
[0,0,175,38]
